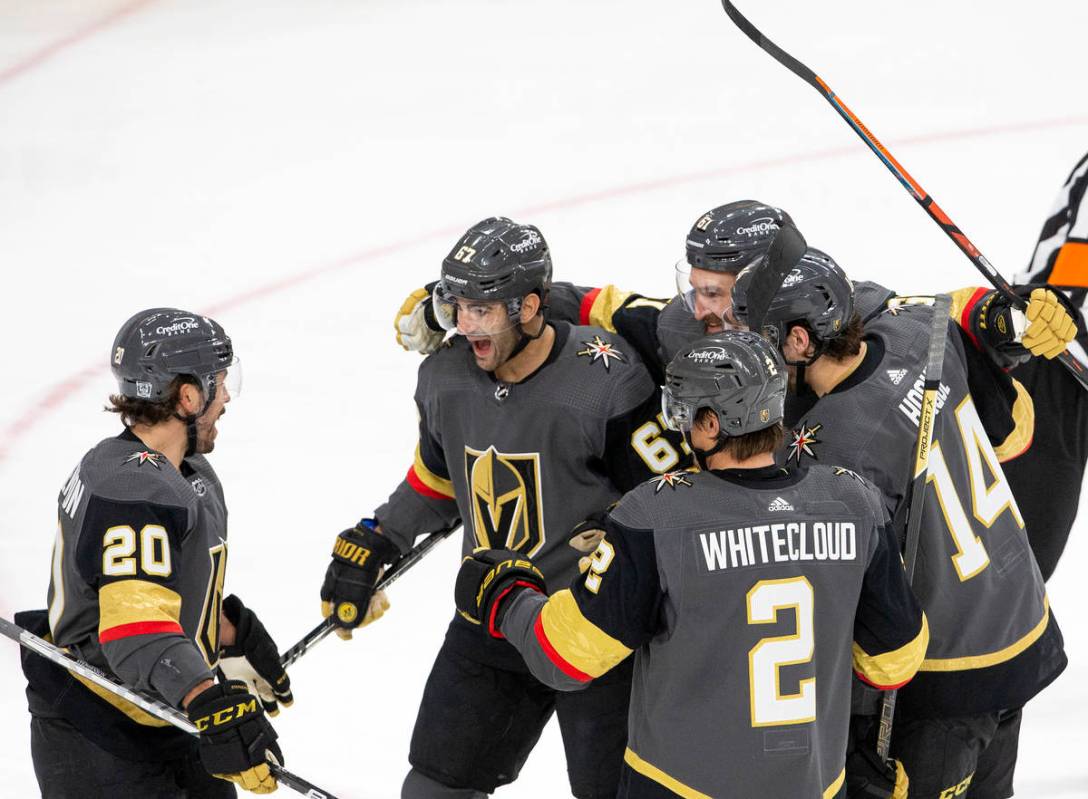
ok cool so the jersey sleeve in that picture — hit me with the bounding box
[500,513,662,691]
[75,493,213,707]
[851,515,929,691]
[374,363,461,553]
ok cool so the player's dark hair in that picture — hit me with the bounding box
[106,375,200,427]
[694,408,784,461]
[789,312,864,361]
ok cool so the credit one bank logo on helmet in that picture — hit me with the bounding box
[735,217,780,237]
[685,347,727,363]
[155,317,201,337]
[508,231,542,254]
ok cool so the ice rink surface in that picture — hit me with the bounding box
[1,1,1086,796]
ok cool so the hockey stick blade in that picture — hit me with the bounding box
[719,0,1088,391]
[0,616,337,799]
[280,525,459,669]
[875,293,952,761]
[744,222,807,333]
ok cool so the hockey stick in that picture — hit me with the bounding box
[874,293,953,761]
[0,616,336,799]
[280,525,459,669]
[719,0,1088,391]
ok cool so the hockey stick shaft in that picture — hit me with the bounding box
[279,525,459,669]
[874,294,952,761]
[0,617,336,799]
[719,0,1088,391]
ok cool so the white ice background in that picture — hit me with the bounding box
[0,1,1086,796]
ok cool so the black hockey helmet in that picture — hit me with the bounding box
[433,217,552,331]
[683,200,794,274]
[731,246,854,362]
[661,331,786,437]
[111,308,237,402]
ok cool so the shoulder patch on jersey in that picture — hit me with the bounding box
[833,466,865,482]
[652,469,694,493]
[787,421,822,465]
[577,335,625,370]
[124,451,163,470]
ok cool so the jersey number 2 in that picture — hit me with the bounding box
[747,576,815,727]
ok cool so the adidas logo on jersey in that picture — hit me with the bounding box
[887,369,908,385]
[768,496,794,512]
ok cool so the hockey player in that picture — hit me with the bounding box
[1002,149,1088,580]
[453,331,929,798]
[21,309,289,796]
[320,217,684,799]
[731,254,1072,799]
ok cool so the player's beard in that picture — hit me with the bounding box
[468,326,520,373]
[194,407,224,454]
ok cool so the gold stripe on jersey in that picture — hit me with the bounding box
[824,768,846,799]
[71,672,172,727]
[586,285,633,331]
[98,579,182,633]
[539,589,632,679]
[993,380,1034,462]
[413,443,455,497]
[624,748,712,799]
[853,614,929,688]
[920,597,1049,672]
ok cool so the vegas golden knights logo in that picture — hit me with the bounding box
[465,446,545,556]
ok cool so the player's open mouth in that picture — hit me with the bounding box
[470,338,493,358]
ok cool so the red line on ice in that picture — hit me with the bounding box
[0,114,1086,470]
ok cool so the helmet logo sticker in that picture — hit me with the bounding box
[685,347,727,363]
[781,268,805,288]
[734,218,779,237]
[113,347,125,366]
[760,408,770,423]
[453,246,476,263]
[695,213,714,231]
[787,420,823,464]
[124,451,163,469]
[577,336,625,370]
[136,381,153,399]
[154,317,199,336]
[653,470,694,493]
[508,231,542,254]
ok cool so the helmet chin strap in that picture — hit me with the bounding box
[174,380,216,457]
[685,431,731,472]
[498,298,549,367]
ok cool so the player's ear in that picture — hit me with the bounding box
[176,382,204,417]
[785,324,811,360]
[519,292,541,323]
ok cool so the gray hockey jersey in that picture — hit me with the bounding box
[501,464,927,799]
[780,300,1065,716]
[376,321,673,589]
[48,429,226,717]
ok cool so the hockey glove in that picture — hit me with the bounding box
[219,595,293,717]
[320,521,400,640]
[395,282,444,354]
[454,548,546,638]
[971,287,1077,365]
[187,680,282,794]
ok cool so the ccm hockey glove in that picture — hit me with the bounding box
[187,680,282,794]
[455,548,546,638]
[395,281,444,354]
[220,595,293,717]
[971,286,1078,364]
[320,521,400,640]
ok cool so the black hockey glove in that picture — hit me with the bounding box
[320,521,400,639]
[187,680,282,794]
[455,548,546,638]
[970,286,1078,366]
[219,595,293,717]
[394,281,444,354]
